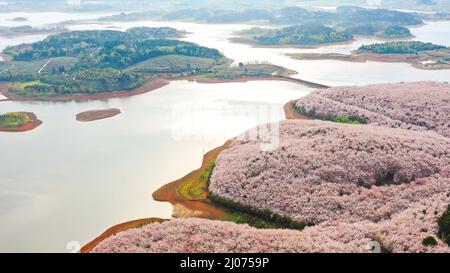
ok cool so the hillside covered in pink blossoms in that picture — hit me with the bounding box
[93,82,450,253]
[93,218,369,253]
[294,82,450,137]
[96,120,450,253]
[209,120,450,252]
[93,212,449,253]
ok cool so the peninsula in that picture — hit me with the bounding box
[288,41,450,70]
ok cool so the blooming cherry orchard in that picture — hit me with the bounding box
[209,120,450,252]
[294,82,450,137]
[93,214,449,253]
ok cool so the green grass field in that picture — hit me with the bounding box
[0,57,78,75]
[209,63,295,79]
[130,55,216,71]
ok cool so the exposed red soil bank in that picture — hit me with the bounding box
[0,75,328,102]
[80,218,164,253]
[152,140,233,219]
[283,100,310,120]
[82,141,232,252]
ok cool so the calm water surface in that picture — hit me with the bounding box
[0,79,311,252]
[68,20,450,86]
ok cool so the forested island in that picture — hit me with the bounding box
[100,6,420,45]
[0,27,302,100]
[288,41,450,70]
[100,6,422,26]
[231,24,354,47]
[10,17,28,22]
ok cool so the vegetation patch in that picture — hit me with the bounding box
[294,105,366,125]
[0,28,224,97]
[359,41,448,55]
[176,158,308,230]
[207,62,295,80]
[422,236,438,247]
[130,55,216,73]
[210,193,308,230]
[438,205,450,246]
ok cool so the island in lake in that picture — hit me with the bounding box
[0,27,313,101]
[0,112,42,132]
[76,108,121,122]
[288,41,450,70]
[94,7,421,49]
[0,25,67,38]
[10,17,28,22]
[223,6,419,47]
[100,6,420,43]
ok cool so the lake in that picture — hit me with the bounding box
[0,12,449,252]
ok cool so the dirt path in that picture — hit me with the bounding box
[76,108,121,122]
[81,141,232,253]
[0,78,171,102]
[0,75,328,102]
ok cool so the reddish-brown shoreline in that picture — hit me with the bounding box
[229,36,356,49]
[82,101,310,252]
[152,140,233,219]
[80,218,165,253]
[0,112,42,132]
[0,75,328,102]
[0,78,170,102]
[288,51,450,70]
